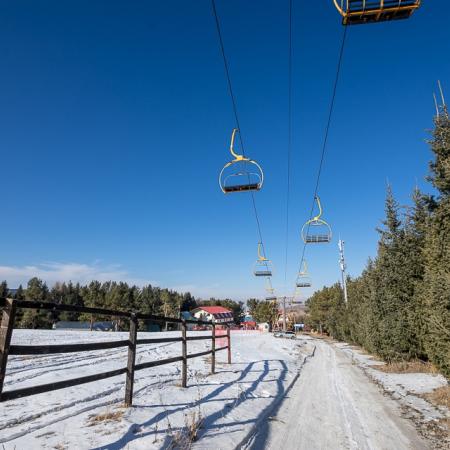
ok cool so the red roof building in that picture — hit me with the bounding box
[242,321,257,330]
[191,306,234,324]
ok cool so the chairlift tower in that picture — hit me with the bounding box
[338,239,348,304]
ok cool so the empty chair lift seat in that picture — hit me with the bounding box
[334,0,421,25]
[219,128,264,194]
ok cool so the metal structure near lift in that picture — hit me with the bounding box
[333,0,421,25]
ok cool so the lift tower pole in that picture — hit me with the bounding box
[338,239,348,304]
[282,296,287,332]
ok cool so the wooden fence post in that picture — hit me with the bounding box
[227,324,231,364]
[181,319,187,388]
[211,323,216,374]
[0,299,17,397]
[124,313,137,407]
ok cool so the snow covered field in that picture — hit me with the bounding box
[1,331,447,449]
[0,330,311,449]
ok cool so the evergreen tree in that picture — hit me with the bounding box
[420,107,450,376]
[251,300,278,329]
[246,299,259,318]
[405,188,429,358]
[0,280,8,298]
[14,284,25,300]
[20,278,52,329]
[181,292,196,311]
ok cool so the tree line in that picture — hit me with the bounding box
[0,279,244,329]
[306,105,450,377]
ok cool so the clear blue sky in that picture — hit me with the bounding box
[1,1,448,300]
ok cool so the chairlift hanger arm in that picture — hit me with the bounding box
[229,128,248,161]
[257,242,268,261]
[313,196,323,221]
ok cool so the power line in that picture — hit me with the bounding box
[211,0,272,290]
[296,24,349,284]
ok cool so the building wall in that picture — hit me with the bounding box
[193,311,214,322]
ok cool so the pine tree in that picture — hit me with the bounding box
[14,284,25,300]
[372,186,419,361]
[420,106,450,376]
[405,188,429,358]
[20,278,52,329]
[0,280,8,298]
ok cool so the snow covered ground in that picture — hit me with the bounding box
[336,341,449,448]
[247,338,448,450]
[1,331,447,449]
[0,330,312,449]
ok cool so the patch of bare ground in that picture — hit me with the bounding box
[87,408,124,426]
[423,385,450,409]
[374,360,439,374]
[421,417,450,449]
[305,332,333,342]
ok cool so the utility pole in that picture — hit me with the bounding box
[338,239,348,304]
[282,296,287,331]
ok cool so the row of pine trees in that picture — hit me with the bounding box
[0,279,244,329]
[306,106,450,377]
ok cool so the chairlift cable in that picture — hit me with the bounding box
[211,0,271,274]
[296,24,348,281]
[283,0,294,291]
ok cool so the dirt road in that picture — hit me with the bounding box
[246,339,427,450]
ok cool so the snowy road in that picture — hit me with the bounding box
[247,339,428,450]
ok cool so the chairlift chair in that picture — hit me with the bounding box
[296,261,312,288]
[301,196,332,244]
[333,0,421,25]
[219,128,264,194]
[253,242,273,277]
[265,278,275,294]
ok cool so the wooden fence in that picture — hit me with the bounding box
[0,298,232,407]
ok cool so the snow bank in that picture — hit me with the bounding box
[0,330,312,449]
[335,342,449,424]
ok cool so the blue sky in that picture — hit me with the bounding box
[1,1,448,300]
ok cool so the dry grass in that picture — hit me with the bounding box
[53,444,66,450]
[169,411,203,449]
[374,360,439,374]
[424,386,450,409]
[87,409,124,426]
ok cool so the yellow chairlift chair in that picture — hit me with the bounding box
[219,128,264,194]
[296,261,312,288]
[301,196,332,244]
[333,0,421,25]
[254,243,273,277]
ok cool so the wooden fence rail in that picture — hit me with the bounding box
[0,298,232,407]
